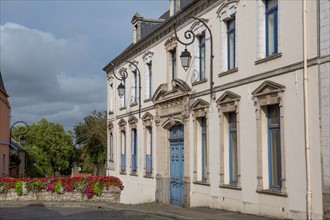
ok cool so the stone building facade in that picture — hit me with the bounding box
[103,0,329,219]
[320,0,330,218]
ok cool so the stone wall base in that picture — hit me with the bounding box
[0,188,121,203]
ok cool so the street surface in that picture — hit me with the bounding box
[0,201,275,220]
[0,205,172,220]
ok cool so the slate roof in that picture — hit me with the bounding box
[10,139,26,152]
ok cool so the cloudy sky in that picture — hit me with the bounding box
[0,0,169,131]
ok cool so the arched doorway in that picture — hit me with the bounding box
[169,124,184,206]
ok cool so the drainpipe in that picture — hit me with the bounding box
[303,0,312,219]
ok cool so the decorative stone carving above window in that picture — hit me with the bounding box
[190,99,210,118]
[107,122,114,133]
[143,51,154,64]
[252,80,285,106]
[216,91,241,113]
[217,0,239,22]
[142,112,154,127]
[128,116,138,129]
[190,19,209,36]
[119,67,127,75]
[118,119,127,131]
[164,35,178,52]
[129,61,139,72]
[108,75,114,87]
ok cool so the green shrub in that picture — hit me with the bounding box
[15,181,24,196]
[54,181,63,194]
[92,182,103,197]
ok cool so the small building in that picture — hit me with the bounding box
[103,0,329,219]
[0,71,11,177]
[9,138,26,178]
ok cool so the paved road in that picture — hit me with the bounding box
[0,201,275,220]
[0,204,173,220]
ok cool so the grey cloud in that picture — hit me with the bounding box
[0,22,106,131]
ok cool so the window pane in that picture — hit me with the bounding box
[230,132,238,183]
[269,105,280,125]
[201,117,207,181]
[271,129,281,187]
[267,13,275,55]
[199,35,206,80]
[134,73,137,102]
[229,112,237,130]
[229,32,235,69]
[267,0,278,10]
[172,50,176,80]
[200,46,205,79]
[228,19,235,30]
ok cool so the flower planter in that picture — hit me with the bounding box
[0,176,123,203]
[0,187,121,203]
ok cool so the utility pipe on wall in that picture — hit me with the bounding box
[303,0,312,219]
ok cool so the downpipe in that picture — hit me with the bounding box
[303,0,312,219]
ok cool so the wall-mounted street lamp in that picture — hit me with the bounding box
[174,16,214,99]
[10,121,29,146]
[110,61,142,118]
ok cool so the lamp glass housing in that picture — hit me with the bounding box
[20,136,26,145]
[117,82,125,98]
[180,49,192,71]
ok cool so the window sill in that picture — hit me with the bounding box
[218,68,238,77]
[130,102,138,107]
[129,172,138,177]
[192,78,207,86]
[219,184,242,191]
[144,98,152,103]
[193,181,210,186]
[119,170,126,175]
[119,107,126,111]
[255,53,282,65]
[143,174,154,179]
[256,189,288,197]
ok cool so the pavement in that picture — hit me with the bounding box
[0,200,275,220]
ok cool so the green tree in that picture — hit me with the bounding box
[12,119,77,177]
[74,111,107,176]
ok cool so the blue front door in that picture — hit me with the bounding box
[170,125,184,206]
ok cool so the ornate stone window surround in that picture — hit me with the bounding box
[217,0,239,74]
[142,112,154,178]
[107,75,114,115]
[128,116,139,176]
[252,80,287,196]
[217,91,242,190]
[191,98,210,185]
[190,20,209,85]
[108,122,114,163]
[129,61,139,107]
[118,119,127,175]
[165,36,178,88]
[118,67,127,109]
[143,51,154,101]
[255,0,282,63]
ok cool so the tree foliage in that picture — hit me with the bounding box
[74,111,107,176]
[12,119,77,177]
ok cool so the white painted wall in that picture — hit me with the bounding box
[105,0,324,218]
